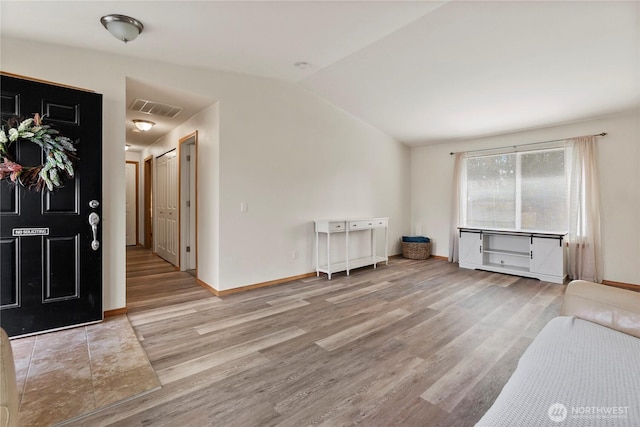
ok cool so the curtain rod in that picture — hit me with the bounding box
[449,132,607,156]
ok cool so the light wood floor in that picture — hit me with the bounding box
[68,247,565,426]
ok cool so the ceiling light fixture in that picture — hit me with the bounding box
[100,14,144,43]
[133,119,155,132]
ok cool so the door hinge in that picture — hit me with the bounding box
[186,155,191,161]
[186,246,191,253]
[186,200,190,207]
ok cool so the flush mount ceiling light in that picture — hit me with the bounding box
[133,119,155,131]
[100,14,144,43]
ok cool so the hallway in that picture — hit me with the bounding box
[125,246,212,314]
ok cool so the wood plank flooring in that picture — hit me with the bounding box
[66,246,565,426]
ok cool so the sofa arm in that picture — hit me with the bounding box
[0,328,18,427]
[560,280,640,339]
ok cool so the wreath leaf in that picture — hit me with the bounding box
[17,119,33,132]
[8,128,19,142]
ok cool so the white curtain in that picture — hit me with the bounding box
[567,136,603,283]
[448,153,465,262]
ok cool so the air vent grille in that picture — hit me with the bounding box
[130,99,183,118]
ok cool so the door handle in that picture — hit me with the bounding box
[89,212,100,251]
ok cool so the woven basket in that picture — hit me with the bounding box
[402,241,431,260]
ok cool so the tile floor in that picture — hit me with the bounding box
[10,315,160,426]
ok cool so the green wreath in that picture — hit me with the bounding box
[0,114,77,192]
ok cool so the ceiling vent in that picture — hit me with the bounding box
[129,99,183,118]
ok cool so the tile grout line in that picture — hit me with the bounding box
[17,335,38,413]
[85,325,98,411]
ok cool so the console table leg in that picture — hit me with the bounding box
[327,232,332,280]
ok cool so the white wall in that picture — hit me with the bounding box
[411,110,640,285]
[217,82,410,290]
[2,37,411,307]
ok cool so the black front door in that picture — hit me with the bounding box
[0,75,103,337]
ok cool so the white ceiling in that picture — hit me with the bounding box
[2,1,638,148]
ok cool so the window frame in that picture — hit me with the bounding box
[461,145,569,232]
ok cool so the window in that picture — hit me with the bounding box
[463,147,568,232]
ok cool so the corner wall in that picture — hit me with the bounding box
[141,103,221,290]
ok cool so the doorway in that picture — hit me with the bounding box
[143,156,153,250]
[179,132,198,274]
[125,161,139,246]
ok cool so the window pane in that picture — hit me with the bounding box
[520,150,567,231]
[466,154,516,229]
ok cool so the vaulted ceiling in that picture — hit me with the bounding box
[2,1,638,149]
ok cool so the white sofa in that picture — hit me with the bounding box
[476,280,640,426]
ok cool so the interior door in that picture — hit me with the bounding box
[144,156,152,249]
[125,161,138,246]
[179,133,197,272]
[156,155,167,254]
[155,150,178,266]
[0,75,102,337]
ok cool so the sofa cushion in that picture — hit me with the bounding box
[561,280,640,339]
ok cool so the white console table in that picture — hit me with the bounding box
[314,218,389,279]
[458,227,567,283]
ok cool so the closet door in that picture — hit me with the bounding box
[156,151,178,266]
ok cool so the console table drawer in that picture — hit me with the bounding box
[315,220,346,233]
[329,221,346,232]
[373,218,388,228]
[349,220,375,230]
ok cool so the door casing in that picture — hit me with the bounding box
[143,155,152,249]
[179,131,198,273]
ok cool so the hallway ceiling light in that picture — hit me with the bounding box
[133,119,155,132]
[100,14,144,43]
